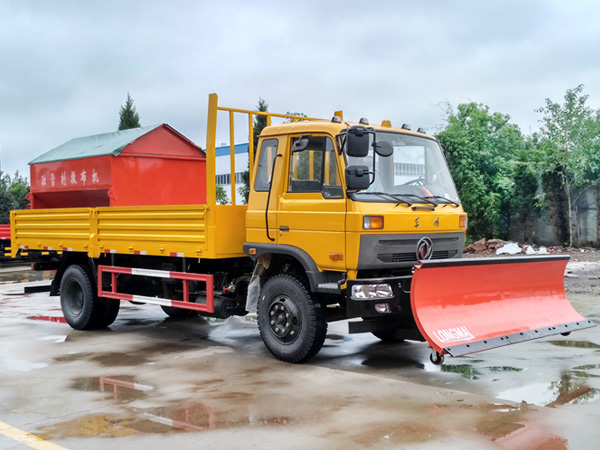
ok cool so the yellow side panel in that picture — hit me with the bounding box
[210,205,247,258]
[10,208,96,257]
[278,196,346,271]
[96,205,208,258]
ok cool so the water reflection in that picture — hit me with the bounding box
[547,340,600,349]
[499,371,600,407]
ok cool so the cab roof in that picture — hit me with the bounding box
[259,119,437,141]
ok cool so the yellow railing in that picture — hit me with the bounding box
[205,93,337,206]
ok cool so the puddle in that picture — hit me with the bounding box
[487,366,524,373]
[573,364,600,371]
[441,364,482,380]
[36,415,138,439]
[430,364,523,380]
[27,315,67,324]
[38,390,299,438]
[72,376,153,403]
[547,340,600,349]
[89,342,195,367]
[498,371,600,407]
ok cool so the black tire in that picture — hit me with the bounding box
[258,274,327,363]
[97,299,120,327]
[371,330,405,344]
[161,305,194,318]
[60,265,105,330]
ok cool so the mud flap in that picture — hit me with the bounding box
[410,256,595,357]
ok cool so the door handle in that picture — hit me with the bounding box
[279,226,290,232]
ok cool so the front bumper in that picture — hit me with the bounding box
[346,275,413,319]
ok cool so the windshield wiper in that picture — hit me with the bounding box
[363,191,411,206]
[427,195,460,207]
[394,193,437,206]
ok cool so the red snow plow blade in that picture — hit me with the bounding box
[410,255,595,357]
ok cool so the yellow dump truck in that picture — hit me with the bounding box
[11,94,594,363]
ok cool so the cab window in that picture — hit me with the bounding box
[254,139,278,191]
[288,136,342,199]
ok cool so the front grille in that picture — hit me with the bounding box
[359,232,464,270]
[378,249,454,263]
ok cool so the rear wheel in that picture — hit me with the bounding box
[60,265,105,330]
[97,299,120,327]
[258,274,327,363]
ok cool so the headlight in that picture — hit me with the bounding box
[351,283,394,300]
[363,215,384,229]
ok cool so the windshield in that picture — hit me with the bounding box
[346,131,460,205]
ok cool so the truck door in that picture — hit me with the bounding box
[246,138,282,244]
[277,135,346,271]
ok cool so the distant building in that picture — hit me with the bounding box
[215,143,249,203]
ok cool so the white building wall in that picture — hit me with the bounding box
[215,149,249,204]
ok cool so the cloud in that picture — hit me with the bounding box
[1,0,600,176]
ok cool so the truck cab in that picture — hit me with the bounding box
[243,117,467,360]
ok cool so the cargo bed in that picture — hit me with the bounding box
[10,204,247,260]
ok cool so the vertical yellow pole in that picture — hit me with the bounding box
[229,111,236,205]
[324,151,330,184]
[309,151,314,180]
[248,114,254,174]
[293,154,298,179]
[206,94,218,207]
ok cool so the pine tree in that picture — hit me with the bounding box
[239,98,269,204]
[118,93,141,130]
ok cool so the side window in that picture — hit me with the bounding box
[289,136,343,199]
[254,139,278,192]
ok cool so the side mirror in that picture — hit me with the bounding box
[345,165,371,190]
[292,137,309,152]
[346,126,371,157]
[374,141,393,157]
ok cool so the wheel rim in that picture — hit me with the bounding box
[64,279,84,316]
[267,296,301,344]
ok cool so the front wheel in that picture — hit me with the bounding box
[258,274,327,363]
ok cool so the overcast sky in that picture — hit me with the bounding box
[1,0,599,177]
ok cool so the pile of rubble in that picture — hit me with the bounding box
[464,238,549,256]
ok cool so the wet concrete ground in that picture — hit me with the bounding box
[0,264,599,449]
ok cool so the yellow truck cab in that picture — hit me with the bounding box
[243,115,468,361]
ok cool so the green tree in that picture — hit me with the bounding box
[216,184,229,205]
[436,102,524,240]
[535,85,599,246]
[239,98,269,204]
[118,93,141,130]
[511,147,541,242]
[285,111,307,122]
[0,171,30,223]
[252,98,269,150]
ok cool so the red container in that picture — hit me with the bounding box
[29,124,206,209]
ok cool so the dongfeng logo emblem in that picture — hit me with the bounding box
[416,237,433,262]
